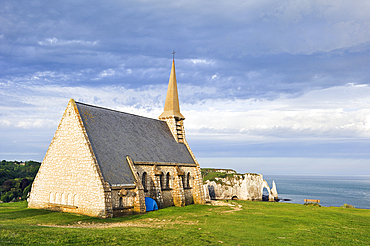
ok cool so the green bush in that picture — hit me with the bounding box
[22,184,32,200]
[1,192,11,202]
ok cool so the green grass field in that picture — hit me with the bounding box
[1,201,369,245]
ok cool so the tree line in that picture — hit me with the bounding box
[0,160,41,202]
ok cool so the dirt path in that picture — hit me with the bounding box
[38,218,198,229]
[209,200,243,213]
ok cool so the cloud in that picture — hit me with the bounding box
[38,38,98,46]
[16,119,58,129]
[187,59,215,65]
[2,0,370,96]
[2,72,370,168]
[183,83,370,141]
[0,119,11,127]
[2,76,370,142]
[2,0,370,60]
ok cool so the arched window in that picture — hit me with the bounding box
[187,172,191,188]
[67,193,72,205]
[119,197,123,208]
[142,172,147,191]
[49,192,54,203]
[160,174,164,190]
[61,193,66,205]
[166,172,170,189]
[181,175,186,188]
[55,193,61,204]
[73,194,78,206]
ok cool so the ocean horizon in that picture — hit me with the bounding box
[263,175,370,209]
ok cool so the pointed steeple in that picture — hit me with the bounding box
[159,59,185,120]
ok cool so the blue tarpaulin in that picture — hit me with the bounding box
[145,197,158,212]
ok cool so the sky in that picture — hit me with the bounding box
[1,0,370,175]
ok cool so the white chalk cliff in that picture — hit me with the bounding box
[202,169,278,201]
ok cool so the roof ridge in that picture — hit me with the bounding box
[75,101,162,122]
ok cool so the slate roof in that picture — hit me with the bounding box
[75,102,195,186]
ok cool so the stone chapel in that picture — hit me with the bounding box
[28,59,206,218]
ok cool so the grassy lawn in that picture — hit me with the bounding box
[1,201,369,245]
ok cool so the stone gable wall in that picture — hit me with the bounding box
[28,100,110,218]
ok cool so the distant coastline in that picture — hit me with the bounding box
[264,175,370,209]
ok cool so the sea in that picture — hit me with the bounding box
[263,175,370,209]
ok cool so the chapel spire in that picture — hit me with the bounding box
[158,57,185,120]
[158,54,186,143]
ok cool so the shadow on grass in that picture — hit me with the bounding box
[0,208,56,221]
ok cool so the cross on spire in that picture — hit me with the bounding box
[172,50,176,60]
